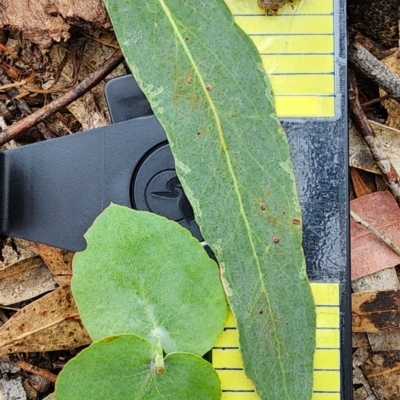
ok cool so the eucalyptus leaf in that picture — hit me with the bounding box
[103,0,316,399]
[72,204,227,356]
[55,334,221,400]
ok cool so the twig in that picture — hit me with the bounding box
[349,70,400,206]
[0,355,57,383]
[349,40,400,103]
[0,50,124,146]
[350,210,400,257]
[361,94,389,108]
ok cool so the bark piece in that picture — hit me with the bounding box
[0,0,111,49]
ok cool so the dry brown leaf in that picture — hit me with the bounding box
[36,244,73,287]
[0,287,91,355]
[351,168,373,197]
[349,120,400,175]
[353,367,378,400]
[352,268,400,293]
[380,52,400,130]
[0,238,38,269]
[351,191,400,280]
[350,120,379,174]
[353,290,400,333]
[362,352,400,400]
[0,256,57,305]
[354,346,370,368]
[352,268,400,351]
[353,332,370,348]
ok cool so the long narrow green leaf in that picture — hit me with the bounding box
[104,1,316,399]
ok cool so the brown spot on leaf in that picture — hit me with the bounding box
[156,366,165,374]
[260,203,266,211]
[272,236,281,245]
[196,131,201,136]
[293,218,301,225]
[206,84,213,92]
[187,77,193,84]
[258,310,264,314]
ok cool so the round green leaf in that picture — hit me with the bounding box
[55,334,221,400]
[72,204,227,355]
